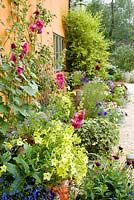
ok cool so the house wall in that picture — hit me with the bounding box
[0,0,69,54]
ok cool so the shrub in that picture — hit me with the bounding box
[63,10,110,79]
[77,117,119,156]
[77,154,134,200]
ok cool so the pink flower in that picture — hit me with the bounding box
[11,53,16,62]
[56,72,65,89]
[11,43,16,49]
[36,20,44,34]
[71,109,85,129]
[16,66,24,77]
[22,43,28,55]
[29,23,36,32]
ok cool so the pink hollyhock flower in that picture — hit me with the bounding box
[11,43,16,49]
[36,20,44,34]
[16,66,24,77]
[56,72,65,89]
[11,53,16,62]
[22,43,28,55]
[29,23,36,32]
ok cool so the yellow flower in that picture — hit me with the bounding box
[0,165,7,172]
[0,165,7,177]
[16,138,24,146]
[5,142,12,150]
[34,136,43,144]
[43,172,51,181]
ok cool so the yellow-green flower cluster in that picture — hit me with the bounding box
[0,165,7,177]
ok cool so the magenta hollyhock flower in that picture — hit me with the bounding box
[36,20,44,34]
[16,66,24,76]
[95,162,101,167]
[56,72,65,89]
[11,43,16,49]
[11,53,17,62]
[22,43,28,55]
[29,23,36,32]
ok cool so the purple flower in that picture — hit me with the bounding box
[113,155,119,160]
[103,112,108,116]
[98,112,103,116]
[22,42,28,55]
[96,102,102,107]
[11,53,16,62]
[95,162,101,167]
[81,77,89,83]
[98,111,108,116]
[11,43,16,49]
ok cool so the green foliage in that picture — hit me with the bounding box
[106,84,128,106]
[105,64,124,81]
[46,91,75,123]
[111,44,134,72]
[63,10,109,78]
[77,117,119,156]
[77,155,134,200]
[80,80,108,118]
[0,118,88,191]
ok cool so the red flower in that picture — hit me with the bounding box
[34,10,40,16]
[95,65,100,71]
[95,162,101,167]
[11,43,16,49]
[113,155,119,160]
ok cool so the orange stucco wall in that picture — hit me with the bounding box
[0,0,69,52]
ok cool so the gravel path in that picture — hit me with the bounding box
[120,83,134,155]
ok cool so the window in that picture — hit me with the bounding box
[53,33,64,72]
